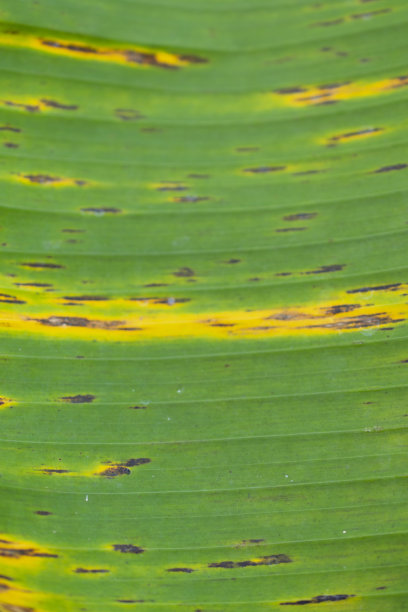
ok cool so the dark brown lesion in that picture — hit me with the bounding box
[0,125,21,132]
[244,166,286,173]
[347,283,402,293]
[60,394,95,403]
[280,594,354,605]
[21,261,64,268]
[325,304,361,315]
[372,164,407,173]
[208,554,291,569]
[40,98,78,111]
[98,458,151,478]
[302,264,345,275]
[112,544,144,554]
[302,313,404,330]
[0,293,26,304]
[38,468,71,475]
[167,567,195,573]
[328,127,382,142]
[283,213,317,221]
[173,267,195,277]
[115,108,144,121]
[81,207,121,214]
[3,100,40,112]
[0,541,58,559]
[30,315,124,329]
[74,568,109,573]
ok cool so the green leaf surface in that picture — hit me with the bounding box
[0,1,407,611]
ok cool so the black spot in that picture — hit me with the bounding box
[303,264,345,275]
[81,207,121,214]
[209,554,291,569]
[347,283,401,294]
[175,196,209,203]
[276,227,306,232]
[174,267,195,277]
[21,262,64,269]
[329,127,382,142]
[3,142,18,148]
[35,511,52,516]
[244,166,285,173]
[373,164,407,173]
[39,469,70,474]
[167,567,195,573]
[41,39,98,53]
[41,99,78,110]
[14,282,52,288]
[325,304,360,315]
[113,544,144,554]
[125,458,151,467]
[129,405,147,410]
[63,295,108,301]
[61,394,95,403]
[31,315,124,329]
[283,213,317,221]
[0,126,21,132]
[74,568,109,573]
[274,87,307,94]
[314,18,344,26]
[281,594,354,605]
[62,229,85,233]
[225,259,240,264]
[0,293,25,304]
[115,108,144,121]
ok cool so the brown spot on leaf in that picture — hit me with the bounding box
[74,568,109,574]
[209,554,291,569]
[167,567,195,573]
[352,9,391,18]
[98,458,150,478]
[62,229,85,233]
[35,511,52,516]
[276,227,306,232]
[21,261,63,269]
[4,142,18,148]
[39,469,70,475]
[63,295,108,301]
[303,313,404,330]
[0,293,25,304]
[314,18,344,26]
[3,100,39,112]
[373,164,407,173]
[303,264,345,275]
[81,207,121,214]
[174,196,209,203]
[0,126,21,132]
[325,304,361,315]
[275,87,307,94]
[31,315,124,329]
[347,283,402,293]
[115,108,144,121]
[113,544,144,554]
[329,127,382,142]
[0,545,57,559]
[244,166,285,173]
[61,394,95,403]
[174,267,195,277]
[40,99,78,111]
[283,213,317,221]
[14,282,52,288]
[281,594,354,605]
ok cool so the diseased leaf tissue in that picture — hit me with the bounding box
[0,0,407,610]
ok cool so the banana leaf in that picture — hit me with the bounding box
[0,1,407,610]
